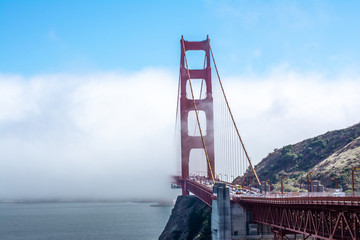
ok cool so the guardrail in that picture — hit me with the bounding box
[236,195,360,206]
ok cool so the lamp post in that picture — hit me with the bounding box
[281,177,286,194]
[265,179,270,194]
[331,177,338,190]
[307,179,314,195]
[297,180,302,190]
[352,167,360,195]
[311,180,314,193]
[264,180,267,195]
[250,180,255,191]
[307,172,314,193]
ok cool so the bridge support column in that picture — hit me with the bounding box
[231,205,272,239]
[212,182,231,240]
[212,183,273,239]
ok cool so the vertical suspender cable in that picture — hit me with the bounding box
[208,39,261,186]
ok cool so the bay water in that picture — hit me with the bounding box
[0,201,172,240]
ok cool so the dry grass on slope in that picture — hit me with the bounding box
[311,137,360,190]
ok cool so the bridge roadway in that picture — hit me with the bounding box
[178,176,360,239]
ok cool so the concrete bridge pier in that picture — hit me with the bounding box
[212,182,231,240]
[211,182,272,240]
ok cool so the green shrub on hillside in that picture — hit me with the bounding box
[282,152,298,162]
[310,137,327,148]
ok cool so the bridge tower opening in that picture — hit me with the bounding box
[180,36,215,195]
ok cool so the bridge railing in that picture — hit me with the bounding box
[185,179,214,207]
[236,195,360,206]
[231,191,360,198]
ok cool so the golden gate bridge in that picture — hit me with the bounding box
[173,36,360,240]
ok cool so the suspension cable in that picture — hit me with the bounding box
[182,38,215,183]
[208,39,261,186]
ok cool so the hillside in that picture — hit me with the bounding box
[253,122,360,191]
[311,136,360,190]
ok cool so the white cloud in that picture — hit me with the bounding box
[0,74,38,122]
[0,67,359,199]
[0,69,178,199]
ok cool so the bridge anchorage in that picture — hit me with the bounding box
[174,36,360,240]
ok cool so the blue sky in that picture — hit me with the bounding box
[1,1,360,199]
[1,0,360,76]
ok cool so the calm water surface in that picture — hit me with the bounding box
[0,202,172,240]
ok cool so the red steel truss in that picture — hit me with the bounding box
[238,196,360,239]
[173,177,214,207]
[176,175,360,239]
[185,179,213,207]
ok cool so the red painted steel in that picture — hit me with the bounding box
[180,36,215,195]
[237,196,360,207]
[176,37,360,239]
[181,179,360,239]
[237,196,360,239]
[185,179,214,207]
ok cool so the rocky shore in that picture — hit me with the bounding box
[159,195,211,240]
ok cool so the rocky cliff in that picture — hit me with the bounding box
[159,195,211,240]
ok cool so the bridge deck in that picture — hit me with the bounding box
[182,177,360,206]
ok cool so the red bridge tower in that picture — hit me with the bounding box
[180,36,215,195]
